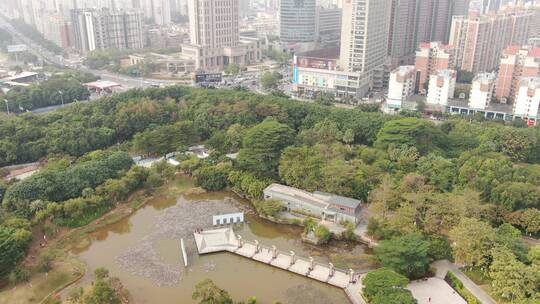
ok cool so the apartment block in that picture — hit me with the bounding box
[449,10,533,73]
[513,77,540,119]
[495,45,540,102]
[71,8,144,53]
[387,65,416,109]
[469,72,496,109]
[414,42,454,92]
[427,69,456,106]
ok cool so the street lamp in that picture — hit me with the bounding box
[3,99,9,115]
[58,90,64,107]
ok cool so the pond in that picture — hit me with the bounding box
[70,177,373,304]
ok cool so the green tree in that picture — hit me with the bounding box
[314,225,332,244]
[374,118,446,154]
[260,71,282,90]
[489,248,537,302]
[449,218,495,268]
[192,279,233,304]
[417,154,457,192]
[0,226,32,278]
[374,233,430,278]
[237,119,294,176]
[490,182,540,211]
[194,163,232,191]
[362,268,412,302]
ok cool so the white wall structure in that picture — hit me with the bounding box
[427,69,456,106]
[469,72,496,109]
[387,65,416,109]
[212,212,245,226]
[513,77,540,119]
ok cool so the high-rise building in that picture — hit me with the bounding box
[427,69,456,105]
[188,0,239,48]
[387,65,416,109]
[388,0,418,67]
[453,0,472,16]
[469,72,496,109]
[416,0,453,44]
[414,42,455,91]
[185,0,261,71]
[495,45,540,102]
[71,8,144,53]
[315,6,342,47]
[449,10,533,73]
[280,0,317,45]
[513,77,540,119]
[142,0,172,25]
[340,0,390,96]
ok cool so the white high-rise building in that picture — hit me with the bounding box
[469,72,496,109]
[427,69,457,106]
[339,0,390,96]
[513,77,540,119]
[387,65,416,109]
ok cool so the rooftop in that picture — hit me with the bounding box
[265,184,361,211]
[296,47,340,60]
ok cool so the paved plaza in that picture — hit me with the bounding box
[407,278,466,304]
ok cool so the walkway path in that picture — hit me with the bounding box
[194,228,367,304]
[432,260,496,304]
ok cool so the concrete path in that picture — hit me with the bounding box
[432,260,496,304]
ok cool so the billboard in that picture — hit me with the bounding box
[195,73,223,83]
[7,44,28,53]
[296,57,336,70]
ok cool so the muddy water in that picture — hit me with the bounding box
[71,180,372,304]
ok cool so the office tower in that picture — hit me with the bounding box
[142,0,172,25]
[388,0,418,67]
[71,8,144,52]
[469,72,496,109]
[449,10,533,73]
[315,6,342,46]
[188,0,239,48]
[340,0,390,95]
[185,0,260,71]
[427,69,457,105]
[513,77,540,119]
[387,65,417,109]
[415,42,455,90]
[280,0,317,44]
[495,45,540,101]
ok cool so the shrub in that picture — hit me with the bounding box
[445,271,482,304]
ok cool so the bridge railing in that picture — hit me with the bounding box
[240,238,351,276]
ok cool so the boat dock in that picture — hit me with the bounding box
[193,228,366,304]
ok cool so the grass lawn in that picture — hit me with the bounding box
[0,259,84,304]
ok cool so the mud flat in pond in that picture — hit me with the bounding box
[115,199,238,286]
